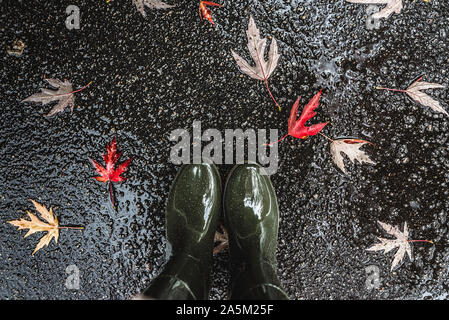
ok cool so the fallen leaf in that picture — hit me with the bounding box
[213,223,229,255]
[231,16,281,110]
[346,0,403,19]
[199,1,223,26]
[404,79,447,117]
[8,200,84,255]
[231,16,279,81]
[8,200,59,255]
[90,136,133,208]
[330,138,375,174]
[22,78,91,117]
[7,39,26,57]
[267,90,327,146]
[133,0,175,17]
[367,221,412,271]
[368,221,433,272]
[288,90,328,140]
[377,77,447,117]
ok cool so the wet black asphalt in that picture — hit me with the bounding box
[0,0,448,299]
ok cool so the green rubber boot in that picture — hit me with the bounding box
[223,164,289,300]
[142,163,221,300]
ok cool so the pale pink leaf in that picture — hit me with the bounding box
[232,16,280,82]
[346,0,403,19]
[367,221,412,272]
[405,79,447,117]
[330,139,376,174]
[22,78,75,117]
[132,0,175,17]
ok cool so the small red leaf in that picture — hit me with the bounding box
[90,137,132,208]
[264,90,328,147]
[288,90,327,139]
[91,137,132,184]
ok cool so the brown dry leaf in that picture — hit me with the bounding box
[231,16,280,81]
[346,0,403,19]
[132,0,175,17]
[7,39,26,57]
[8,200,59,255]
[367,221,412,271]
[22,78,75,117]
[405,79,447,117]
[213,223,229,255]
[330,139,376,174]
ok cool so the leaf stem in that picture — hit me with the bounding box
[376,86,406,93]
[252,36,281,112]
[264,78,282,111]
[263,133,289,146]
[109,181,115,209]
[50,81,93,98]
[71,81,93,94]
[59,226,84,230]
[318,132,334,142]
[408,239,434,244]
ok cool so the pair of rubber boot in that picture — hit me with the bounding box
[141,163,289,300]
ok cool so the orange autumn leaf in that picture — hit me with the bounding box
[8,199,83,255]
[8,200,59,255]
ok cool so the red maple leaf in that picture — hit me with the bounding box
[267,90,328,145]
[90,136,132,208]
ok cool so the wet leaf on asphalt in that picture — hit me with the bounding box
[265,90,328,146]
[90,136,133,184]
[132,0,175,17]
[231,15,280,81]
[8,200,60,255]
[288,90,328,140]
[367,221,412,271]
[198,1,223,26]
[231,16,282,110]
[330,138,375,174]
[90,136,133,209]
[404,79,447,117]
[346,0,403,19]
[22,78,75,117]
[377,77,447,117]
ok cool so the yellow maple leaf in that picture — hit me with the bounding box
[8,199,60,255]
